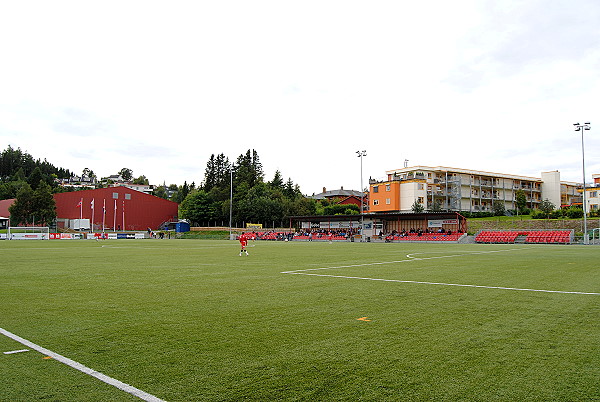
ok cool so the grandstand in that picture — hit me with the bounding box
[475,230,573,244]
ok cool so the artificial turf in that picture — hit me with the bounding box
[1,239,598,401]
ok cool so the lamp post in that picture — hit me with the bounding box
[356,150,367,241]
[229,167,233,240]
[573,122,591,244]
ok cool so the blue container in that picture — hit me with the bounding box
[175,222,190,232]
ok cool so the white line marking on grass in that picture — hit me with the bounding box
[282,248,599,295]
[285,272,600,295]
[0,327,165,402]
[282,248,527,274]
[4,349,29,354]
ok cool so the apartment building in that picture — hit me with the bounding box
[369,166,583,213]
[586,174,600,213]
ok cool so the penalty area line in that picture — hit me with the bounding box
[0,327,165,402]
[284,273,600,295]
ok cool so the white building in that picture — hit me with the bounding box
[369,166,585,213]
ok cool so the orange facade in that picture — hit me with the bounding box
[369,181,401,212]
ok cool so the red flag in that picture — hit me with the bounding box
[76,198,83,208]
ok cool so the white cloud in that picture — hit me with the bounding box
[1,0,599,194]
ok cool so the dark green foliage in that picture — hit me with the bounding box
[411,200,424,213]
[8,181,56,225]
[118,168,133,181]
[132,175,149,185]
[152,184,169,199]
[515,189,527,213]
[179,190,222,224]
[202,153,231,192]
[0,146,71,183]
[0,146,71,199]
[457,211,495,218]
[564,206,584,219]
[492,201,506,216]
[323,203,359,215]
[270,170,284,190]
[188,150,313,227]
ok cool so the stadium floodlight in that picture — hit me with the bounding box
[356,150,367,241]
[574,122,591,244]
[229,167,233,240]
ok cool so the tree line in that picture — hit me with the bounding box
[179,150,336,228]
[1,146,354,228]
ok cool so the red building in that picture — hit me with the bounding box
[54,187,178,231]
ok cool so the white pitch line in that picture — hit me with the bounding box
[282,248,528,274]
[0,327,165,402]
[4,349,29,354]
[285,272,600,295]
[281,248,598,295]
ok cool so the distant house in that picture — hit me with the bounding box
[104,174,124,182]
[108,183,154,195]
[55,174,97,189]
[100,174,154,194]
[309,187,368,210]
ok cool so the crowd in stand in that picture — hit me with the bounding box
[386,227,452,238]
[294,229,358,240]
[235,227,460,242]
[384,227,460,242]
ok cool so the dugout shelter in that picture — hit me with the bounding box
[289,212,467,239]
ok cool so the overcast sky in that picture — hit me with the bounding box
[1,1,599,195]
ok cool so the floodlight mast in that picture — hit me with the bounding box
[356,150,367,241]
[229,167,233,240]
[573,122,591,244]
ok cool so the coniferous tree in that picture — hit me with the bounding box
[270,170,284,190]
[31,181,57,225]
[9,183,34,225]
[27,167,44,190]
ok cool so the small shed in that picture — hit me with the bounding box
[163,221,190,232]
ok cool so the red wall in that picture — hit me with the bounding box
[54,187,178,231]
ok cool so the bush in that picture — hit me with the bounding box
[459,211,494,218]
[548,209,563,219]
[564,207,584,219]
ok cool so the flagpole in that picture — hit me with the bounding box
[91,199,95,233]
[114,199,117,231]
[122,201,125,232]
[102,199,106,232]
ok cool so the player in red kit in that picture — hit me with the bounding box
[239,232,249,256]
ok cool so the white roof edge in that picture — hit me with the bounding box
[385,166,546,182]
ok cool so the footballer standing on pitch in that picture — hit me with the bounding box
[239,232,249,256]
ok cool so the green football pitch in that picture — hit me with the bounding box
[1,240,598,401]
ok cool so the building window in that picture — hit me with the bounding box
[386,185,390,191]
[418,183,424,190]
[386,198,391,205]
[418,197,424,204]
[373,199,379,206]
[373,186,379,193]
[113,193,119,199]
[125,193,132,200]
